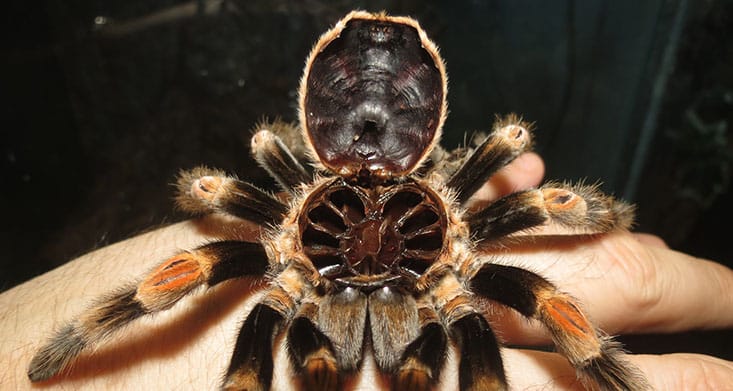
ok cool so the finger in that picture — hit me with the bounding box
[501,349,733,390]
[489,232,733,343]
[468,152,545,204]
[622,243,733,332]
[633,353,733,390]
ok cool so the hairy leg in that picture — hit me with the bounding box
[176,167,287,225]
[470,263,648,390]
[393,305,448,391]
[468,182,633,243]
[447,115,532,204]
[28,240,267,382]
[251,128,311,192]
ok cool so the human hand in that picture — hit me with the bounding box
[2,152,732,390]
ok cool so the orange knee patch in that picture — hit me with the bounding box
[140,255,204,293]
[544,297,593,337]
[542,188,586,213]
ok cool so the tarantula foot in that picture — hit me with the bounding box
[27,324,84,382]
[394,358,434,391]
[221,372,265,391]
[301,350,339,391]
[191,175,224,201]
[542,188,586,215]
[578,340,651,391]
[496,120,531,149]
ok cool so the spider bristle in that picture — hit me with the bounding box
[28,324,86,382]
[446,116,533,204]
[174,166,227,215]
[493,113,536,148]
[546,181,635,232]
[252,118,309,163]
[577,338,651,391]
[28,286,145,382]
[251,128,311,192]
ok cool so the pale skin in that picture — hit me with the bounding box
[2,153,733,390]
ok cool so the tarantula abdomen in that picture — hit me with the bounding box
[302,14,446,180]
[300,179,447,286]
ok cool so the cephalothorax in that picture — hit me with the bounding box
[29,11,647,390]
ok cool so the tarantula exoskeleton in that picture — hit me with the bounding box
[28,11,648,391]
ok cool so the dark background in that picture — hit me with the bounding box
[3,0,732,360]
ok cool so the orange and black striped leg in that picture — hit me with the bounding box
[449,313,507,391]
[287,303,340,391]
[223,303,286,391]
[251,129,311,193]
[393,321,447,391]
[28,241,268,382]
[470,264,649,390]
[176,167,287,225]
[447,115,532,204]
[468,182,634,243]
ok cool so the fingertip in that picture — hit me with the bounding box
[513,152,546,187]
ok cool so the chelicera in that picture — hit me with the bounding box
[28,11,648,390]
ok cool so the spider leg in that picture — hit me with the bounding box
[431,274,507,390]
[447,115,532,204]
[176,167,287,225]
[287,303,341,391]
[449,312,507,391]
[393,305,448,391]
[287,288,368,391]
[251,129,311,192]
[223,301,286,391]
[468,182,634,243]
[28,240,268,382]
[470,264,649,390]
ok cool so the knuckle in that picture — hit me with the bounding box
[602,234,664,319]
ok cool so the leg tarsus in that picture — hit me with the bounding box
[468,182,634,243]
[27,290,140,382]
[578,339,650,391]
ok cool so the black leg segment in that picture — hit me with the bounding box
[394,322,448,391]
[223,304,285,390]
[467,190,548,243]
[203,240,270,285]
[287,316,340,391]
[469,263,546,317]
[449,313,507,391]
[447,117,531,204]
[251,129,312,192]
